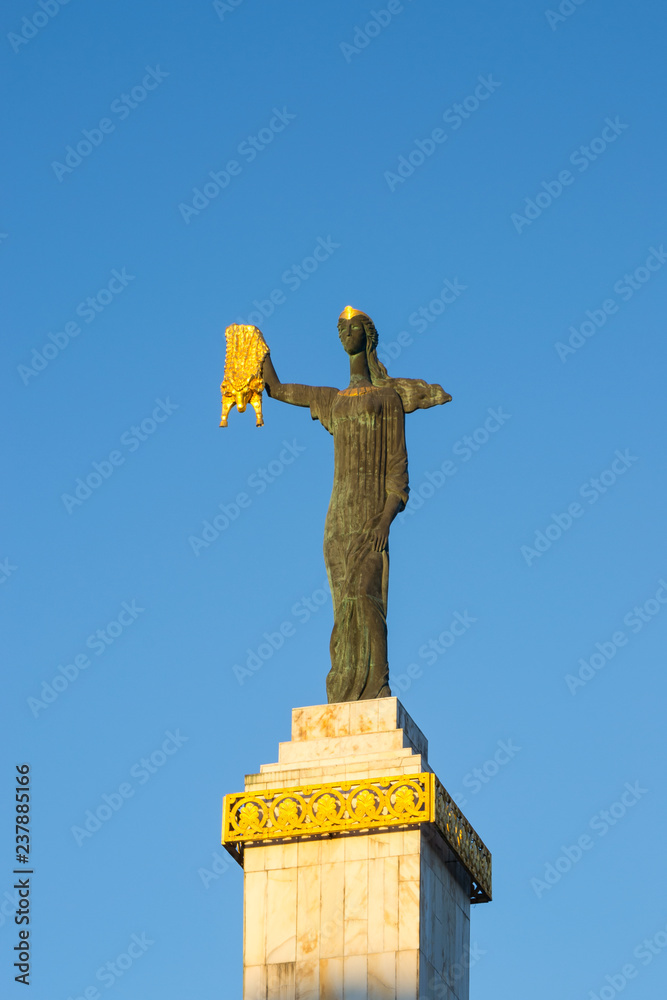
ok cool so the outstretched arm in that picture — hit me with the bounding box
[263,354,319,407]
[397,379,452,413]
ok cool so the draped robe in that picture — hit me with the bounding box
[272,381,409,702]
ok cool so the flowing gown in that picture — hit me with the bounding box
[273,381,409,702]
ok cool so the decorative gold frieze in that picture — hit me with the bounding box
[433,777,492,903]
[223,773,432,842]
[222,772,492,903]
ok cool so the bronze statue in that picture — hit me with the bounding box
[260,306,451,703]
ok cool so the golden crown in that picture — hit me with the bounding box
[339,305,368,320]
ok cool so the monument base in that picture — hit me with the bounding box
[222,699,491,1000]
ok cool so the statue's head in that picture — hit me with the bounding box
[337,306,377,358]
[336,305,451,413]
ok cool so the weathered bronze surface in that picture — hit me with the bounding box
[262,307,450,703]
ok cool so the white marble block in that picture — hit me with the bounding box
[231,699,482,1000]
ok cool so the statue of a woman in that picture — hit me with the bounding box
[262,306,451,703]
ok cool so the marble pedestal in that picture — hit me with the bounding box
[222,699,491,1000]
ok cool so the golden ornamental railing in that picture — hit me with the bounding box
[222,772,491,903]
[433,777,492,903]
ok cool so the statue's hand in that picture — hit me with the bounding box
[262,354,279,396]
[432,384,452,405]
[364,513,391,553]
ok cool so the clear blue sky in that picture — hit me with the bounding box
[3,0,667,997]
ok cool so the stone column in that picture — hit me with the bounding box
[222,699,491,1000]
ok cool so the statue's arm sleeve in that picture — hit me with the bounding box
[269,384,338,433]
[385,393,410,509]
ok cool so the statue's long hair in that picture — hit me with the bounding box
[355,313,450,413]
